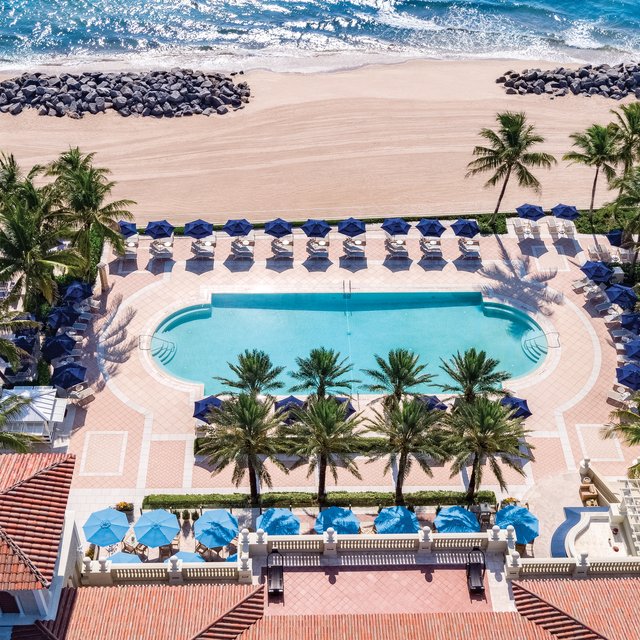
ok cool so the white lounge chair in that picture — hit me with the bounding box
[547,218,560,240]
[271,238,293,259]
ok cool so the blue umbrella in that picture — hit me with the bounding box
[193,396,223,422]
[314,506,360,534]
[118,221,137,238]
[226,553,237,563]
[500,396,532,419]
[108,551,142,564]
[607,284,638,310]
[625,339,640,360]
[607,228,624,248]
[134,510,180,548]
[516,203,545,221]
[416,219,446,237]
[194,510,239,548]
[184,219,213,239]
[264,218,293,238]
[374,506,419,534]
[13,335,36,353]
[552,204,579,220]
[83,507,130,547]
[301,219,331,238]
[434,506,480,533]
[42,333,76,362]
[333,396,356,417]
[381,218,411,236]
[580,261,613,284]
[617,363,640,390]
[145,220,175,239]
[495,505,539,544]
[337,217,366,237]
[452,219,480,238]
[417,395,448,411]
[163,551,205,563]
[275,395,304,424]
[621,313,640,332]
[256,508,301,535]
[51,363,87,389]
[222,218,253,237]
[47,306,80,331]
[63,281,93,302]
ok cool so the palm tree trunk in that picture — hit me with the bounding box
[491,166,512,228]
[395,452,407,506]
[465,453,479,504]
[317,453,327,506]
[247,459,260,507]
[317,382,325,400]
[589,166,600,231]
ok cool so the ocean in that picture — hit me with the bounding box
[1,0,640,72]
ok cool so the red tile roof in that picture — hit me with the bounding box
[0,453,75,590]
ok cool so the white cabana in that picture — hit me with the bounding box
[1,386,67,442]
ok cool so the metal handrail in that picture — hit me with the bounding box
[523,331,560,349]
[138,334,176,351]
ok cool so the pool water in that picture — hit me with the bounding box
[152,292,547,395]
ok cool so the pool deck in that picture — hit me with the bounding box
[64,222,640,555]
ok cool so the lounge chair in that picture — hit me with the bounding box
[385,240,408,259]
[267,549,284,596]
[595,301,612,314]
[150,242,173,260]
[465,547,486,595]
[547,218,560,240]
[563,221,576,239]
[271,238,293,259]
[530,222,542,240]
[231,241,254,260]
[607,388,632,407]
[344,244,366,259]
[571,277,591,293]
[191,240,215,260]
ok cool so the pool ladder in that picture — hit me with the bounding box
[521,330,558,362]
[139,334,177,365]
[342,280,352,299]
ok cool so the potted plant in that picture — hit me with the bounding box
[181,509,191,522]
[115,501,135,522]
[191,510,200,522]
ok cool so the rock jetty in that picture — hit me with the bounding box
[497,62,640,100]
[0,69,251,118]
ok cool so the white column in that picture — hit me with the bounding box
[323,527,338,556]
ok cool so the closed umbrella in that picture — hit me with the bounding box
[195,510,239,548]
[552,204,579,220]
[495,505,539,544]
[301,219,331,238]
[314,506,360,534]
[47,306,80,331]
[222,218,253,236]
[606,284,638,310]
[145,220,175,239]
[417,395,447,411]
[63,281,93,302]
[118,221,137,238]
[42,334,76,362]
[51,363,86,389]
[617,363,640,390]
[265,218,293,238]
[337,217,366,237]
[163,551,205,563]
[83,507,130,547]
[184,219,213,239]
[193,396,223,422]
[606,229,624,247]
[434,506,480,533]
[516,204,545,221]
[500,396,532,419]
[134,509,180,547]
[108,551,142,564]
[580,261,613,284]
[374,506,419,534]
[256,508,301,535]
[416,219,445,237]
[452,219,480,238]
[381,218,411,236]
[625,339,640,360]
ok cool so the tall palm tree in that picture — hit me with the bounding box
[213,349,285,396]
[290,347,359,399]
[281,397,364,505]
[611,103,640,182]
[563,124,619,225]
[362,348,434,408]
[439,348,510,404]
[0,153,41,197]
[608,167,640,270]
[47,147,97,177]
[442,397,534,503]
[603,399,640,478]
[197,394,286,506]
[466,111,556,226]
[0,393,39,452]
[367,399,446,505]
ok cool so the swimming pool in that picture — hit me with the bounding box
[151,292,547,395]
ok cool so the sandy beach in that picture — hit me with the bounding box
[0,59,627,223]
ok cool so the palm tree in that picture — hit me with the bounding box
[439,348,510,404]
[197,394,286,506]
[611,103,640,182]
[281,397,364,505]
[290,347,359,399]
[367,399,446,505]
[0,300,39,369]
[47,147,96,177]
[603,399,640,478]
[608,167,640,270]
[0,153,41,197]
[442,397,534,503]
[0,393,39,452]
[563,124,619,225]
[213,349,285,396]
[466,111,556,226]
[362,348,434,408]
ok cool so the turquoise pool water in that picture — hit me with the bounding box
[152,292,547,395]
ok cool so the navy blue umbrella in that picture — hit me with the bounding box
[264,218,293,238]
[118,221,137,238]
[333,396,356,417]
[552,204,579,220]
[63,281,93,303]
[193,396,223,422]
[301,219,331,238]
[516,203,545,221]
[621,313,640,332]
[51,363,87,389]
[452,219,480,238]
[417,395,447,411]
[500,396,532,419]
[625,339,640,360]
[184,219,213,239]
[381,218,411,236]
[580,261,614,284]
[13,335,35,353]
[337,217,366,237]
[145,220,175,239]
[607,229,624,248]
[42,334,76,362]
[275,395,304,424]
[607,284,638,310]
[416,219,445,237]
[47,306,80,332]
[617,363,640,390]
[222,218,253,236]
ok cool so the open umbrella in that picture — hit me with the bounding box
[625,339,640,360]
[163,551,205,563]
[83,507,130,547]
[184,219,213,239]
[108,551,142,564]
[194,510,239,548]
[452,219,480,238]
[63,281,93,302]
[337,217,366,237]
[580,261,613,284]
[13,335,36,354]
[500,396,532,419]
[134,509,180,548]
[374,506,419,534]
[381,218,411,236]
[621,313,640,332]
[416,219,446,237]
[226,553,238,563]
[314,506,360,534]
[47,306,80,332]
[51,363,87,389]
[606,284,638,310]
[433,506,480,533]
[617,363,640,390]
[118,221,137,238]
[301,219,331,238]
[607,229,624,247]
[333,396,356,417]
[145,220,175,239]
[222,218,253,236]
[193,396,223,422]
[417,395,448,411]
[265,218,293,238]
[42,333,76,362]
[275,395,304,424]
[256,508,301,535]
[516,204,545,221]
[495,505,539,544]
[552,204,579,220]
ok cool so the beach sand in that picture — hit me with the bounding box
[0,59,627,223]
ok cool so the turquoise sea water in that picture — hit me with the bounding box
[152,292,547,395]
[1,0,639,70]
